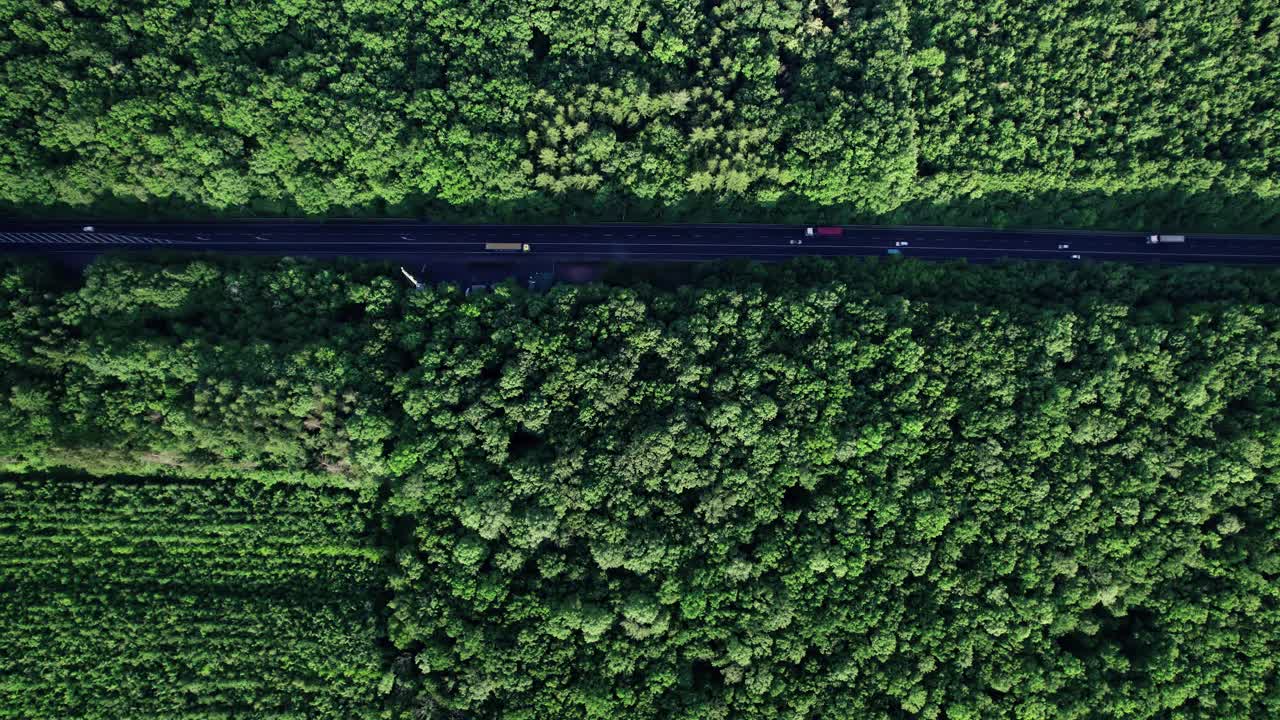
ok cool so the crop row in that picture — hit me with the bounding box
[0,590,385,719]
[0,476,387,719]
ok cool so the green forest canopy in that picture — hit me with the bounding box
[1,0,1278,230]
[2,253,1279,718]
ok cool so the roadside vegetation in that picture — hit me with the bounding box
[1,0,1277,230]
[3,254,1279,718]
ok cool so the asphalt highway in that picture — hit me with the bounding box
[2,222,1279,276]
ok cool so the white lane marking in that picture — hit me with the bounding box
[39,235,1268,260]
[162,238,1280,256]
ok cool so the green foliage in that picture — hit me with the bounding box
[0,254,400,487]
[1,1,1277,230]
[3,255,1280,718]
[0,476,386,719]
[0,260,62,461]
[384,257,1280,718]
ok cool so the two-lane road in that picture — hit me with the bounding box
[2,222,1279,271]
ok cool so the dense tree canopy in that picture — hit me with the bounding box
[386,261,1280,718]
[2,254,1279,717]
[1,0,1277,230]
[0,254,398,485]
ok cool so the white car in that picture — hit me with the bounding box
[1057,244,1069,250]
[1071,254,1082,260]
[789,239,803,245]
[82,225,95,232]
[895,241,909,247]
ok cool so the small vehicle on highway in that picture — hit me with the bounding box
[1057,244,1070,250]
[895,241,909,247]
[485,242,530,252]
[789,238,803,245]
[1071,254,1082,260]
[82,226,95,232]
[887,248,902,255]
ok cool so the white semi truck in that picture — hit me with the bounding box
[1147,234,1186,244]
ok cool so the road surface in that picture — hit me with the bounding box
[2,222,1278,284]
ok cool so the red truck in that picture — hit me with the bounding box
[805,227,844,237]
